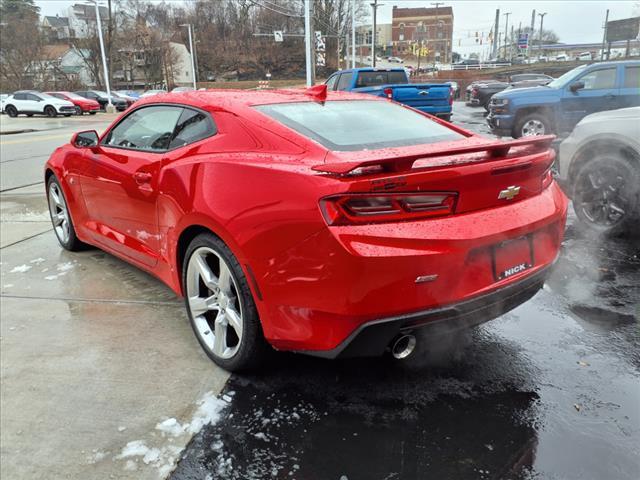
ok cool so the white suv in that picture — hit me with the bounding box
[3,91,76,118]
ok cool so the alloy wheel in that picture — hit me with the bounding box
[186,247,244,359]
[576,164,629,228]
[48,182,71,244]
[521,119,545,136]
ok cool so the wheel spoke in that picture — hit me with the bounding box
[50,188,62,208]
[213,317,227,356]
[188,294,218,317]
[194,254,217,290]
[53,212,65,226]
[218,262,232,294]
[225,307,243,338]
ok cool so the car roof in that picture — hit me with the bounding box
[131,88,382,112]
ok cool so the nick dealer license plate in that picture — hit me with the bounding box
[493,236,534,281]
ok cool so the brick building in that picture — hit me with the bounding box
[391,5,454,63]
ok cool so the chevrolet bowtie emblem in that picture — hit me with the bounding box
[498,185,521,200]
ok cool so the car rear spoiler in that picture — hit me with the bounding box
[312,135,555,175]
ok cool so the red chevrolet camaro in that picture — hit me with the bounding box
[45,87,568,371]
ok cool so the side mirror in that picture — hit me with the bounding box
[72,130,99,148]
[570,81,585,92]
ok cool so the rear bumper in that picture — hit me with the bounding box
[254,183,568,354]
[302,260,552,358]
[414,105,452,117]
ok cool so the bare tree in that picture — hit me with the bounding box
[0,0,44,90]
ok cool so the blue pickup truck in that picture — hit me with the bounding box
[325,68,453,121]
[487,60,640,138]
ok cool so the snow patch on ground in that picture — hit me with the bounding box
[44,262,76,280]
[113,391,229,478]
[10,264,31,273]
[30,258,46,264]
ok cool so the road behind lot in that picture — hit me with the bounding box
[1,104,638,480]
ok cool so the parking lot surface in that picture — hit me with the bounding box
[1,103,638,480]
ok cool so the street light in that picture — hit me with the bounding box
[179,24,198,90]
[85,1,113,111]
[538,12,548,52]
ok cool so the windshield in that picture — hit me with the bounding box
[255,100,463,151]
[547,65,588,88]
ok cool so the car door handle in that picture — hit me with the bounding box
[418,90,429,95]
[133,172,152,184]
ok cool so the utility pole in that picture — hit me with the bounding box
[304,0,313,86]
[528,9,535,61]
[351,0,356,68]
[492,8,500,58]
[503,12,511,60]
[89,0,113,111]
[538,12,547,53]
[180,24,197,89]
[601,9,609,60]
[370,0,382,67]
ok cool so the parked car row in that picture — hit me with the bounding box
[466,73,554,110]
[0,87,195,117]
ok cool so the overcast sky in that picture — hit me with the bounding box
[37,0,639,56]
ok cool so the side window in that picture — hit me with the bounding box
[325,74,339,91]
[337,72,353,90]
[86,92,96,98]
[623,66,640,89]
[102,106,183,152]
[14,93,26,100]
[578,68,617,90]
[27,94,41,101]
[169,108,216,149]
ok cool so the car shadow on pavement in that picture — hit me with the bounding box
[171,329,542,480]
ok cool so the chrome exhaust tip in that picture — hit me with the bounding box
[391,334,417,360]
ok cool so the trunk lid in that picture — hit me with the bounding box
[315,135,555,214]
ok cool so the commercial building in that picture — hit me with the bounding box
[391,5,454,63]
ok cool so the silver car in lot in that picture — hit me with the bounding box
[558,107,640,235]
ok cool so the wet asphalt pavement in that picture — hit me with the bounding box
[170,104,640,480]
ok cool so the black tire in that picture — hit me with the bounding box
[27,113,34,117]
[64,114,72,117]
[5,105,18,117]
[572,153,640,236]
[75,106,82,115]
[182,233,269,372]
[89,111,97,115]
[513,112,551,138]
[46,175,86,251]
[440,114,452,122]
[45,105,57,117]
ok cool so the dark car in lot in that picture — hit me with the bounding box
[468,74,555,111]
[487,60,640,138]
[75,90,128,111]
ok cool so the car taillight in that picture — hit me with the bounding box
[471,87,478,97]
[319,192,458,225]
[383,87,393,99]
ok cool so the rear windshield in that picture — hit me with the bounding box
[255,100,463,151]
[355,71,407,87]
